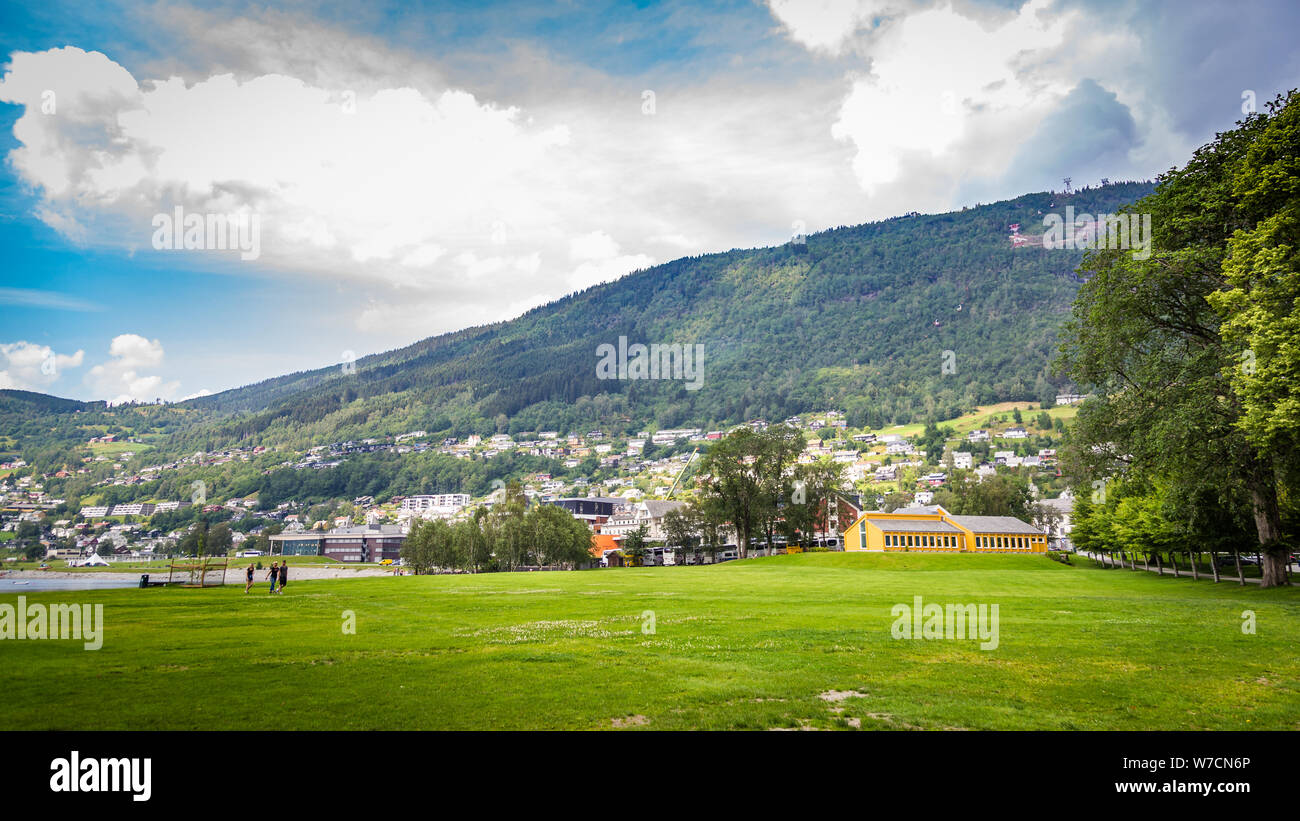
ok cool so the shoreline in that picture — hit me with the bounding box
[1,566,400,582]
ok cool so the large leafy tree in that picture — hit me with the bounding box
[686,496,727,558]
[206,522,234,556]
[400,519,435,574]
[697,428,767,559]
[485,480,530,570]
[1059,91,1298,586]
[661,507,698,562]
[1207,92,1300,544]
[755,425,806,552]
[454,511,493,573]
[781,457,846,547]
[525,503,593,568]
[621,524,650,566]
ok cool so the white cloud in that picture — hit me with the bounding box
[399,243,446,268]
[0,342,84,392]
[0,19,871,355]
[829,0,1073,191]
[85,334,180,404]
[566,231,654,291]
[764,0,1182,217]
[767,0,901,55]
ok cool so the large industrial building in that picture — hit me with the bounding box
[268,524,406,562]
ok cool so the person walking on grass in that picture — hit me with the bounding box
[277,560,288,593]
[245,562,255,594]
[267,560,279,594]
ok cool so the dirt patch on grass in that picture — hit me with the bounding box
[819,689,869,703]
[611,715,649,728]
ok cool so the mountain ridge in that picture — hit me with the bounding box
[2,182,1154,460]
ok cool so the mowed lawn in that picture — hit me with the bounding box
[1,553,1297,730]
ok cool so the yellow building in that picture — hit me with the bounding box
[842,506,1047,553]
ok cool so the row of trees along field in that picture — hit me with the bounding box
[400,482,593,573]
[1058,90,1300,587]
[1069,479,1266,584]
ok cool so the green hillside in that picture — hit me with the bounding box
[3,183,1152,459]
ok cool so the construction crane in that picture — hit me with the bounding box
[667,447,699,498]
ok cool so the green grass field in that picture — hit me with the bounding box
[87,441,153,457]
[869,402,1078,441]
[1,553,1296,730]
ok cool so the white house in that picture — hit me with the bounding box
[599,500,687,541]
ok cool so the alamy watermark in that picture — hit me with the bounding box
[0,596,103,650]
[151,206,261,261]
[50,751,150,801]
[596,336,704,391]
[1043,206,1151,260]
[891,595,999,650]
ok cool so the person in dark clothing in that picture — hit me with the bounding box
[267,561,279,594]
[277,561,288,593]
[245,563,255,594]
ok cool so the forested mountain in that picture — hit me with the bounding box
[5,182,1153,459]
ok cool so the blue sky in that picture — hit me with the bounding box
[1,0,1298,402]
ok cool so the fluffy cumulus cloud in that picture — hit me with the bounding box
[0,342,84,391]
[767,0,1298,215]
[0,20,863,344]
[829,0,1074,188]
[85,334,181,405]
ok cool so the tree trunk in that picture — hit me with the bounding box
[1155,553,1163,575]
[1234,551,1244,586]
[1190,550,1199,581]
[1211,551,1220,583]
[1248,469,1288,588]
